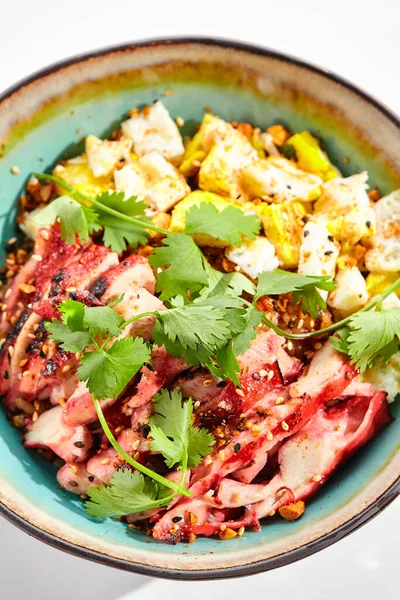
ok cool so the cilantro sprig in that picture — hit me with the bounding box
[85,390,214,518]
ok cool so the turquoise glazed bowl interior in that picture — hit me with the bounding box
[0,38,399,579]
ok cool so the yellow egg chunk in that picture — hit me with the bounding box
[259,201,307,268]
[53,155,114,198]
[366,272,400,298]
[288,131,339,180]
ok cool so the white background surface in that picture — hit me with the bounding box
[0,1,399,598]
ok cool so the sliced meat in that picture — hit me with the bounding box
[25,406,93,463]
[128,346,188,408]
[92,255,156,299]
[249,391,391,519]
[62,381,116,427]
[57,463,101,495]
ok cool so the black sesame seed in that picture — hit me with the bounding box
[252,372,261,380]
[88,475,95,482]
[3,370,9,380]
[216,380,227,388]
[302,215,309,224]
[324,250,334,255]
[139,423,151,438]
[172,516,183,523]
[234,443,241,453]
[69,480,78,487]
[328,235,334,242]
[303,230,310,237]
[286,185,292,190]
[74,441,85,448]
[366,221,371,228]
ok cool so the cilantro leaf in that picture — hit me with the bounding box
[203,263,255,298]
[32,196,92,244]
[59,299,86,331]
[85,469,167,518]
[149,233,208,301]
[83,305,124,337]
[45,320,91,353]
[184,203,260,247]
[149,389,214,470]
[256,269,336,318]
[233,307,263,356]
[78,337,150,400]
[331,308,400,372]
[153,301,231,365]
[213,341,241,386]
[95,192,150,253]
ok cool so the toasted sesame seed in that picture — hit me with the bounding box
[32,254,43,262]
[238,527,245,536]
[259,369,268,378]
[281,421,289,431]
[175,116,184,127]
[312,474,322,482]
[314,342,322,350]
[100,458,110,465]
[194,400,201,410]
[205,457,213,466]
[218,451,225,462]
[66,286,77,293]
[286,340,294,351]
[268,369,275,380]
[275,396,285,405]
[22,370,31,378]
[40,229,50,240]
[191,159,201,167]
[203,378,214,387]
[19,359,28,368]
[133,452,140,461]
[32,411,39,422]
[1,304,7,312]
[234,265,241,272]
[251,425,261,435]
[298,318,304,328]
[266,431,273,441]
[4,289,11,299]
[27,333,36,339]
[309,320,315,329]
[62,365,71,373]
[236,388,245,397]
[18,283,36,294]
[8,345,14,357]
[269,510,276,517]
[132,439,140,451]
[71,465,79,474]
[75,352,82,361]
[11,165,20,174]
[219,524,226,532]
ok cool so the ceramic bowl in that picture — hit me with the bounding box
[0,38,399,580]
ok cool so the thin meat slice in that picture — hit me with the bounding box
[0,225,82,336]
[128,346,188,409]
[189,347,357,498]
[246,391,391,519]
[57,463,101,495]
[91,255,156,299]
[25,406,93,463]
[62,381,116,427]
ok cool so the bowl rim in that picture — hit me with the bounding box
[0,35,399,580]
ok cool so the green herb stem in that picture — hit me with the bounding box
[35,173,169,236]
[92,397,192,498]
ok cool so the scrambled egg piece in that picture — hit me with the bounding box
[225,236,279,279]
[85,135,132,178]
[179,114,232,176]
[314,173,376,245]
[364,189,400,272]
[199,129,258,200]
[328,266,368,316]
[114,151,190,213]
[287,131,339,181]
[241,156,322,203]
[366,272,400,298]
[122,101,184,163]
[259,201,307,268]
[170,190,231,247]
[53,155,114,198]
[298,221,340,300]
